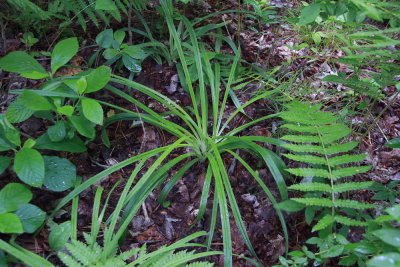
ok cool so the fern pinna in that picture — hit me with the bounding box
[279,101,375,232]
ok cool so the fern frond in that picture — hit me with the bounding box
[331,166,371,179]
[312,214,334,232]
[137,244,147,260]
[280,111,337,125]
[329,154,367,166]
[283,143,324,154]
[284,154,367,167]
[58,251,83,267]
[279,101,373,233]
[324,142,359,155]
[333,182,374,193]
[281,135,321,143]
[291,197,333,207]
[118,247,140,261]
[66,240,100,265]
[283,153,327,165]
[320,127,352,143]
[115,0,128,15]
[281,124,318,133]
[334,199,375,209]
[334,215,368,227]
[289,182,332,192]
[283,142,359,155]
[286,168,330,178]
[155,250,195,265]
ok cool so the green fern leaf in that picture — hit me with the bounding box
[58,251,83,267]
[280,101,373,233]
[334,215,368,227]
[137,244,147,260]
[331,166,371,180]
[334,199,375,209]
[280,111,337,125]
[291,197,333,207]
[318,124,349,134]
[281,135,321,143]
[156,250,196,265]
[333,182,374,193]
[289,182,332,192]
[320,127,352,143]
[281,123,318,133]
[329,154,367,166]
[325,142,359,155]
[115,0,128,15]
[312,214,334,232]
[118,247,140,261]
[283,143,324,154]
[66,241,95,265]
[286,168,330,178]
[283,154,327,165]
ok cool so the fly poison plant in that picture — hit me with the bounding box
[51,1,289,266]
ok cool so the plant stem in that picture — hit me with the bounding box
[128,0,133,45]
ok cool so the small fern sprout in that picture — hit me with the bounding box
[279,101,375,232]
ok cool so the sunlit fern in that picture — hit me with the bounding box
[56,0,149,31]
[279,101,375,232]
[58,232,214,267]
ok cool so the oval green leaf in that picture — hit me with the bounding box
[68,115,95,139]
[19,90,53,111]
[373,229,400,247]
[96,29,113,49]
[14,148,45,187]
[82,98,103,125]
[6,99,34,123]
[122,55,142,72]
[103,48,119,60]
[0,51,46,74]
[385,137,400,148]
[48,121,66,142]
[367,253,400,267]
[0,213,23,234]
[51,37,79,75]
[0,183,32,213]
[34,133,87,153]
[85,66,111,93]
[43,156,76,192]
[299,3,321,26]
[15,204,46,233]
[0,156,11,175]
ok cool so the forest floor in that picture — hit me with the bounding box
[0,0,399,266]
